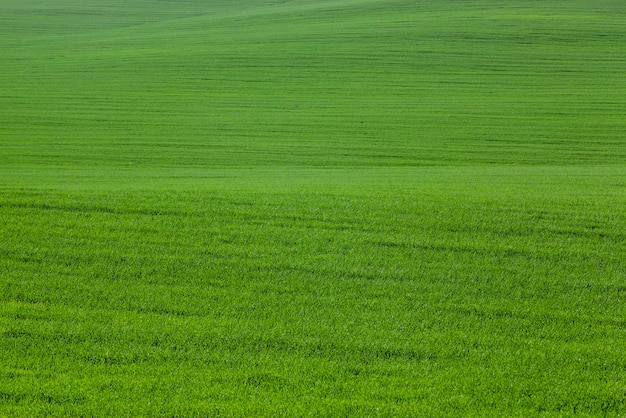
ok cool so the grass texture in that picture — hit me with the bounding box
[1,0,625,416]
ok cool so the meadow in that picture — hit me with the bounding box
[1,0,625,416]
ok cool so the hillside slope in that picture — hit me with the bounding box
[2,0,625,179]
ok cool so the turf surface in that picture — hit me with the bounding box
[1,0,625,415]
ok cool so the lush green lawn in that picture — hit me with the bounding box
[1,0,625,416]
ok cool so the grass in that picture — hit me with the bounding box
[1,0,626,416]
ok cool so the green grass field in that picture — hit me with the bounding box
[1,0,625,415]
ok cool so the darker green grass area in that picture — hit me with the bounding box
[1,0,626,415]
[1,0,626,171]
